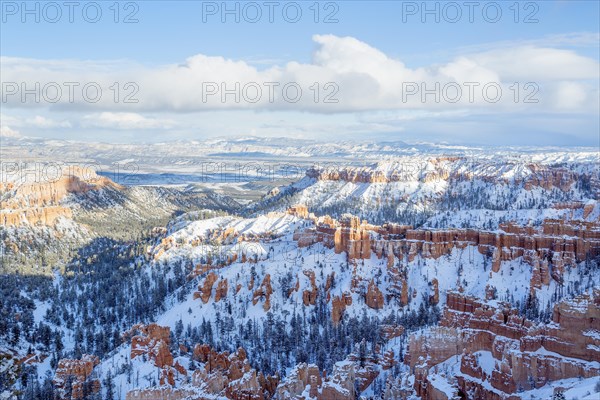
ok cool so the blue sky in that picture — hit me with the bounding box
[1,1,599,145]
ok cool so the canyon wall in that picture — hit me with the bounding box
[406,291,600,399]
[1,166,120,227]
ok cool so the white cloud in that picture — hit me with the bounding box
[0,125,21,138]
[1,113,71,129]
[457,32,600,53]
[549,82,590,110]
[82,112,176,130]
[468,46,600,81]
[0,35,598,115]
[27,115,72,128]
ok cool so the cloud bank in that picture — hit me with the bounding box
[1,35,598,114]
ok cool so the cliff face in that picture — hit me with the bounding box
[293,207,600,293]
[306,159,594,192]
[305,157,463,184]
[53,355,100,399]
[406,291,600,400]
[194,272,219,304]
[1,166,120,227]
[124,341,385,400]
[122,324,185,389]
[253,274,274,311]
[276,362,356,400]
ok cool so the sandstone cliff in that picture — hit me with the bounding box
[406,291,600,399]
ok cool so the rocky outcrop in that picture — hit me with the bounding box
[128,345,278,400]
[331,292,353,325]
[1,166,121,227]
[125,387,201,400]
[194,272,218,304]
[275,361,356,400]
[430,278,439,305]
[53,355,100,399]
[253,274,273,311]
[124,323,182,387]
[286,204,310,219]
[1,205,72,226]
[365,280,384,309]
[275,363,321,398]
[406,292,600,399]
[128,324,174,369]
[192,345,277,399]
[215,278,228,302]
[334,215,372,260]
[302,270,318,306]
[305,159,591,194]
[291,207,600,292]
[320,361,356,400]
[381,324,405,340]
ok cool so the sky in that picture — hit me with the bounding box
[1,0,599,146]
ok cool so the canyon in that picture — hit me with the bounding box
[2,148,598,400]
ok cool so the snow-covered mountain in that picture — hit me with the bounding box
[249,153,599,228]
[1,139,599,400]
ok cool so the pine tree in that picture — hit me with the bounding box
[64,375,74,399]
[40,377,55,400]
[552,390,566,400]
[104,371,115,400]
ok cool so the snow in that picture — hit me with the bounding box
[4,138,599,399]
[475,351,496,376]
[427,351,600,400]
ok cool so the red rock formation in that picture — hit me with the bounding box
[583,201,596,219]
[1,205,72,226]
[287,204,309,219]
[275,363,321,398]
[400,275,410,306]
[331,292,353,325]
[485,284,497,300]
[126,388,200,400]
[1,166,121,227]
[276,361,356,400]
[128,345,278,399]
[381,324,405,340]
[302,270,318,306]
[252,274,273,311]
[53,355,100,399]
[345,353,379,392]
[407,292,600,399]
[430,278,439,305]
[320,362,356,400]
[190,345,278,399]
[365,280,384,309]
[215,278,228,302]
[381,349,396,370]
[129,324,174,369]
[194,272,218,304]
[292,209,600,295]
[333,215,372,260]
[126,323,179,390]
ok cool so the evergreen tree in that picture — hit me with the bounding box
[104,371,115,400]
